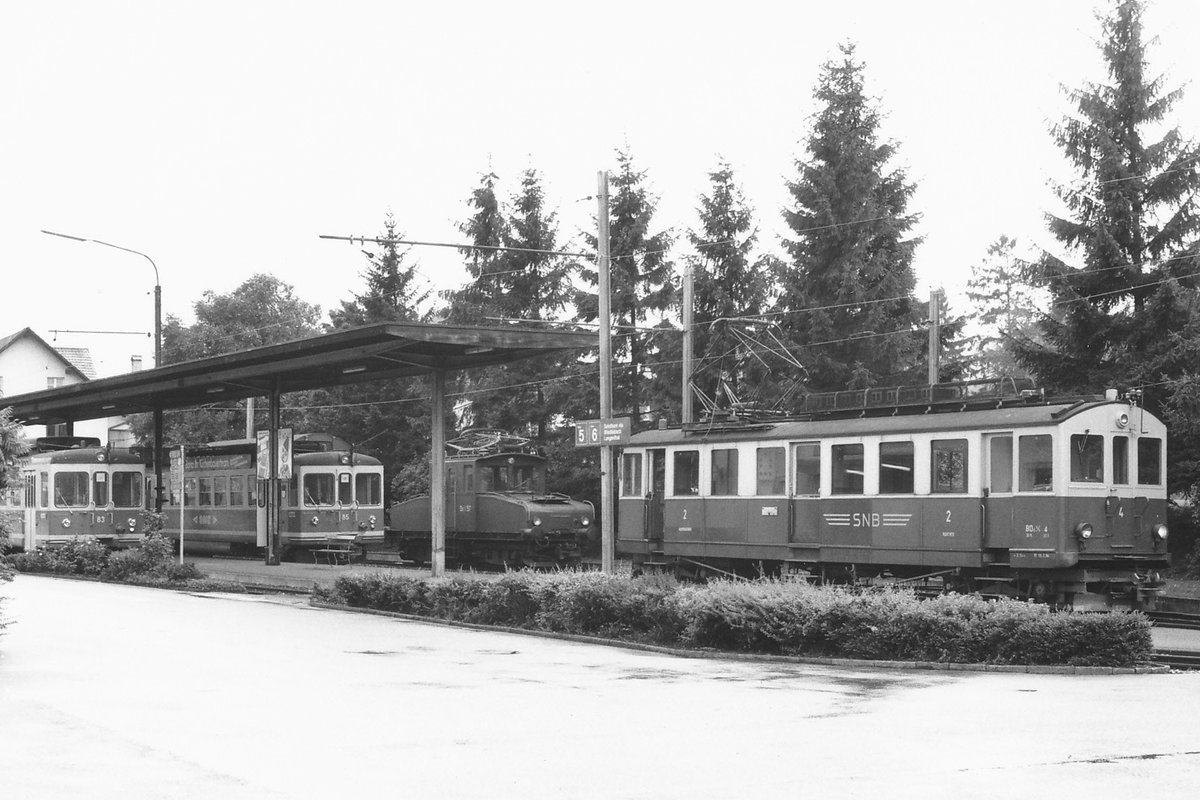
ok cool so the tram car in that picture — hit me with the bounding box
[617,382,1170,610]
[5,436,148,552]
[386,429,598,568]
[162,432,385,559]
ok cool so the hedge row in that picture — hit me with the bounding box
[313,571,1154,667]
[3,533,245,592]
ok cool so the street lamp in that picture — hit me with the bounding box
[42,229,164,511]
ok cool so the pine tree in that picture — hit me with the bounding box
[776,42,923,394]
[330,212,431,328]
[681,160,774,413]
[1015,0,1200,394]
[964,236,1045,378]
[444,170,509,326]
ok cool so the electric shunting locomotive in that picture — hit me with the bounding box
[616,381,1170,610]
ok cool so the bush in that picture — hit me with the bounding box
[316,571,1156,668]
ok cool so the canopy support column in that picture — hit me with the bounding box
[431,368,446,578]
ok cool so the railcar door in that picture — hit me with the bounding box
[646,449,665,546]
[23,469,37,550]
[981,433,1015,551]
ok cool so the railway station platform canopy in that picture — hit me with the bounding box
[2,321,598,575]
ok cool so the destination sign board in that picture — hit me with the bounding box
[575,417,631,447]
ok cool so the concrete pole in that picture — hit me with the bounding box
[927,289,942,386]
[431,368,447,578]
[681,260,694,425]
[597,171,615,574]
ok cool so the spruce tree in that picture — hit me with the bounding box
[776,42,923,394]
[1015,0,1200,395]
[964,236,1044,379]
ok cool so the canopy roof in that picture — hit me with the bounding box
[2,322,596,426]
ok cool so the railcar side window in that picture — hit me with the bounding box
[213,476,228,507]
[673,450,700,496]
[230,475,246,507]
[464,466,474,492]
[184,477,198,507]
[756,447,786,495]
[198,477,213,506]
[793,444,820,495]
[1112,436,1129,484]
[54,471,89,507]
[303,473,335,506]
[931,439,968,493]
[621,453,643,497]
[356,473,382,505]
[711,449,739,495]
[40,471,49,507]
[1018,435,1053,491]
[1137,437,1163,485]
[112,471,143,508]
[879,442,914,494]
[93,472,109,507]
[1070,434,1104,482]
[831,444,864,495]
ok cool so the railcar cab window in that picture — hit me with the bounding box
[879,441,914,494]
[831,444,864,495]
[1112,436,1129,484]
[673,450,700,496]
[112,471,142,508]
[92,471,108,507]
[931,439,968,493]
[304,473,336,506]
[1070,434,1104,482]
[356,473,382,505]
[1138,437,1163,485]
[338,472,353,505]
[756,447,786,495]
[621,453,643,497]
[793,443,820,495]
[478,462,547,493]
[54,471,89,507]
[1018,435,1053,491]
[711,448,739,496]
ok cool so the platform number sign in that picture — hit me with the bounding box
[575,417,631,447]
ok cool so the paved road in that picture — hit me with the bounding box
[2,575,1199,800]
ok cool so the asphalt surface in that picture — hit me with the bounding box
[3,575,1200,799]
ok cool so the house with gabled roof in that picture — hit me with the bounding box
[0,327,127,443]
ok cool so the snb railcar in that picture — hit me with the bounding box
[162,433,385,559]
[6,437,148,551]
[387,429,597,568]
[617,385,1170,609]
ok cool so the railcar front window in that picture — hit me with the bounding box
[303,473,336,506]
[673,450,700,496]
[831,444,864,495]
[756,447,786,495]
[112,471,143,508]
[879,441,914,494]
[931,439,968,493]
[1112,436,1129,485]
[621,453,643,497]
[711,449,739,495]
[356,472,382,505]
[1070,434,1104,482]
[339,472,353,505]
[1018,435,1053,492]
[1137,437,1163,485]
[92,472,109,507]
[54,471,89,507]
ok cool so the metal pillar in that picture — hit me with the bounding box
[266,384,281,566]
[597,171,615,574]
[430,368,447,577]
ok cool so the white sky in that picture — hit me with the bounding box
[3,0,1199,377]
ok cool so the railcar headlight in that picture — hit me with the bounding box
[1074,522,1093,540]
[62,518,72,529]
[311,515,320,526]
[580,516,591,527]
[1153,523,1168,541]
[1116,412,1130,428]
[531,515,543,527]
[127,518,137,530]
[369,515,377,529]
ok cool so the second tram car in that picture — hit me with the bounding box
[162,432,385,559]
[9,436,148,552]
[617,384,1170,609]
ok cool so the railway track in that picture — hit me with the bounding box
[1152,649,1200,670]
[1146,610,1200,630]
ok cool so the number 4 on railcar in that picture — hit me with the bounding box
[616,384,1169,610]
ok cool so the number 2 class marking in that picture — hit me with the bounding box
[945,510,952,523]
[681,509,688,520]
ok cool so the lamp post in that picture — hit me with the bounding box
[42,229,164,511]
